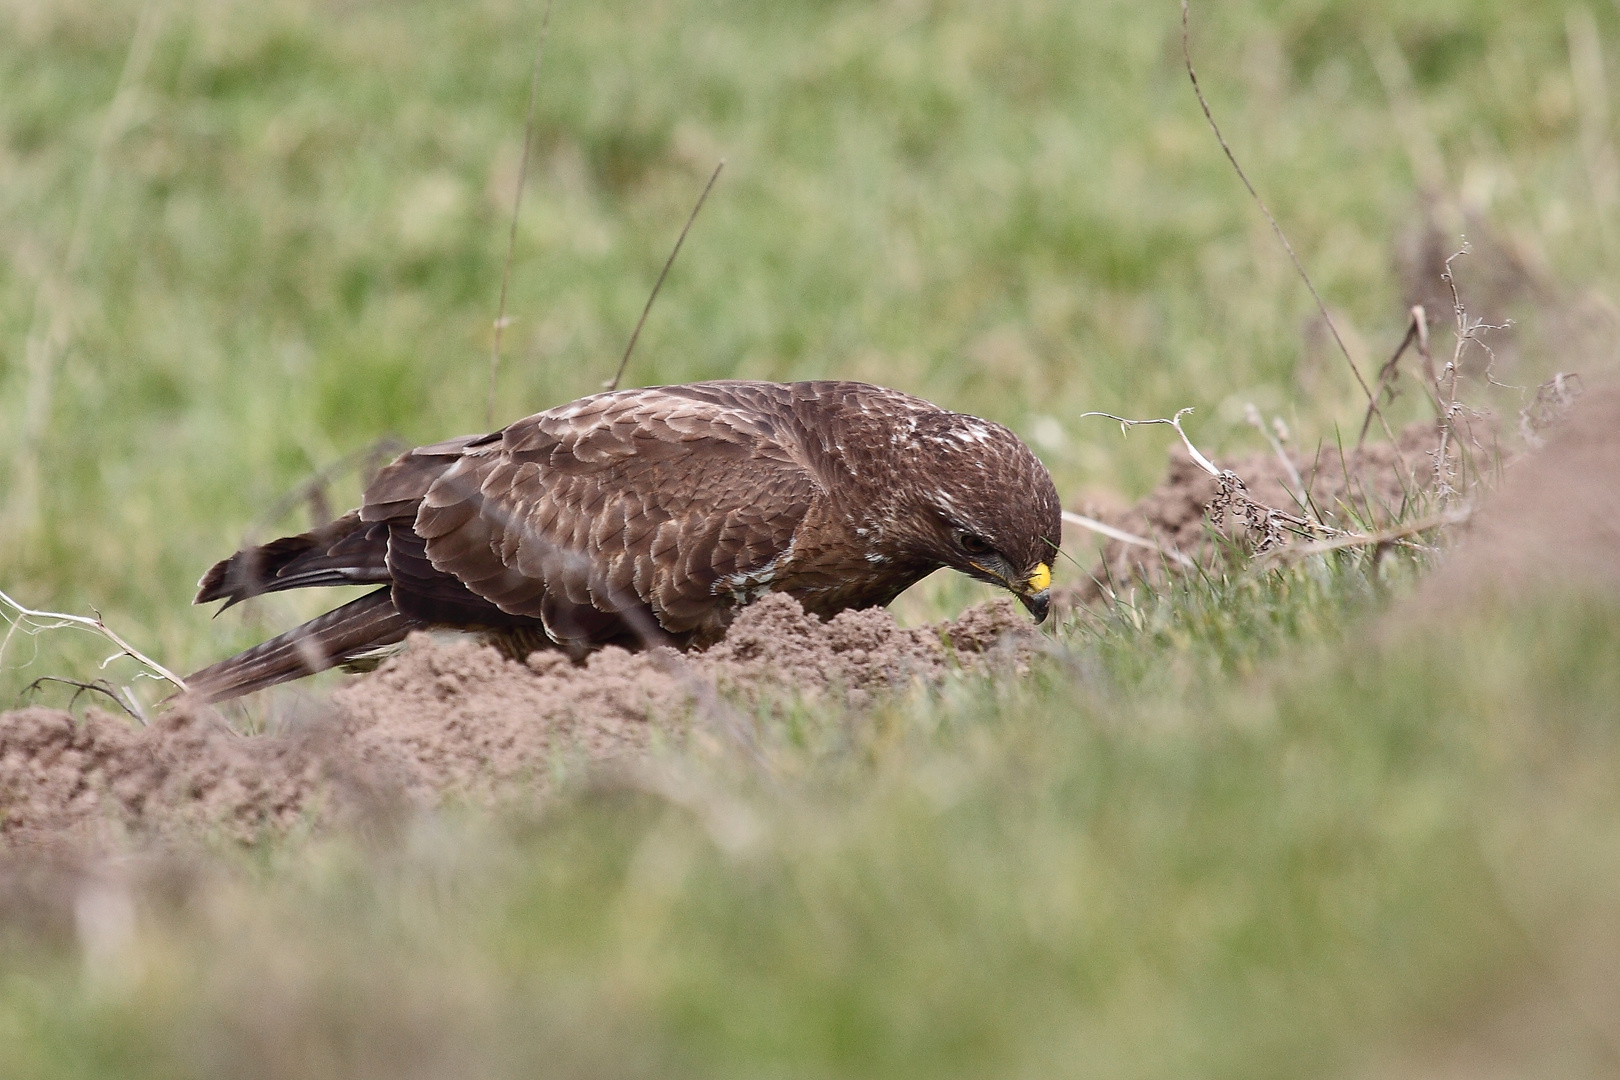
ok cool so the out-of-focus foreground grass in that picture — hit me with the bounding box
[6,562,1620,1079]
[4,0,1620,1077]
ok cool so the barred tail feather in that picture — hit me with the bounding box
[183,587,420,704]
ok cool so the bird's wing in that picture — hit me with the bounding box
[367,386,819,641]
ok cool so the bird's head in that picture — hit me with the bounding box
[891,411,1063,623]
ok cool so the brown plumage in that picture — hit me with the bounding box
[184,381,1062,703]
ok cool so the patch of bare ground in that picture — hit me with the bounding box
[0,702,382,846]
[1358,965,1620,1080]
[1413,378,1620,606]
[0,594,1034,845]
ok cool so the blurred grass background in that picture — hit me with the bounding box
[4,0,1620,1076]
[2,0,1615,689]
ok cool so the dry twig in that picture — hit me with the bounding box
[1080,408,1220,476]
[486,0,556,427]
[20,677,144,722]
[1244,403,1309,512]
[1179,1,1393,450]
[606,159,726,392]
[1061,511,1197,570]
[1431,247,1512,502]
[1255,505,1471,568]
[1355,305,1440,451]
[0,588,187,718]
[1079,408,1347,556]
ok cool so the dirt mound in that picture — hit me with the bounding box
[1066,419,1444,604]
[333,593,1030,804]
[0,594,1035,844]
[0,703,347,844]
[1416,378,1620,604]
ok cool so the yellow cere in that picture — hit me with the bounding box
[1026,563,1051,593]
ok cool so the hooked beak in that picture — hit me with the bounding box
[1016,561,1053,624]
[1018,588,1051,624]
[966,560,1054,624]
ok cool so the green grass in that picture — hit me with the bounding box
[6,558,1620,1079]
[0,0,1610,691]
[3,0,1620,1076]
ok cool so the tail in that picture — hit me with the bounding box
[183,587,421,704]
[196,510,391,610]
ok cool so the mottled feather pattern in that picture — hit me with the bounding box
[416,385,820,639]
[185,381,1062,702]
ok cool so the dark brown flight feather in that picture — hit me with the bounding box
[184,381,1062,703]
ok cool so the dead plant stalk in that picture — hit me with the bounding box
[1061,511,1197,570]
[1433,247,1512,503]
[606,159,726,392]
[486,0,555,428]
[1078,407,1357,558]
[1255,505,1471,569]
[1180,0,1412,489]
[0,588,188,719]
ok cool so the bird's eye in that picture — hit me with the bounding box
[958,532,992,555]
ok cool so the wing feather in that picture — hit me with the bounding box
[401,385,817,641]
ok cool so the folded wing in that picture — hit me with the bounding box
[368,384,820,647]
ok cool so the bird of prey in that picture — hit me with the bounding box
[184,380,1062,702]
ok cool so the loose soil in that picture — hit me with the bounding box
[1415,377,1620,604]
[0,594,1034,844]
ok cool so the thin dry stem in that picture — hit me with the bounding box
[0,588,186,710]
[1255,505,1470,568]
[1180,2,1403,461]
[1413,303,1436,392]
[1431,246,1512,503]
[1079,408,1221,477]
[1079,406,1350,559]
[1061,511,1197,570]
[21,677,144,722]
[1355,305,1441,452]
[487,0,555,428]
[606,159,726,392]
[1244,403,1308,510]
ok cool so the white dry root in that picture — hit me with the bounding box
[0,588,187,723]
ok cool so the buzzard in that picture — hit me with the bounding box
[184,380,1062,702]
